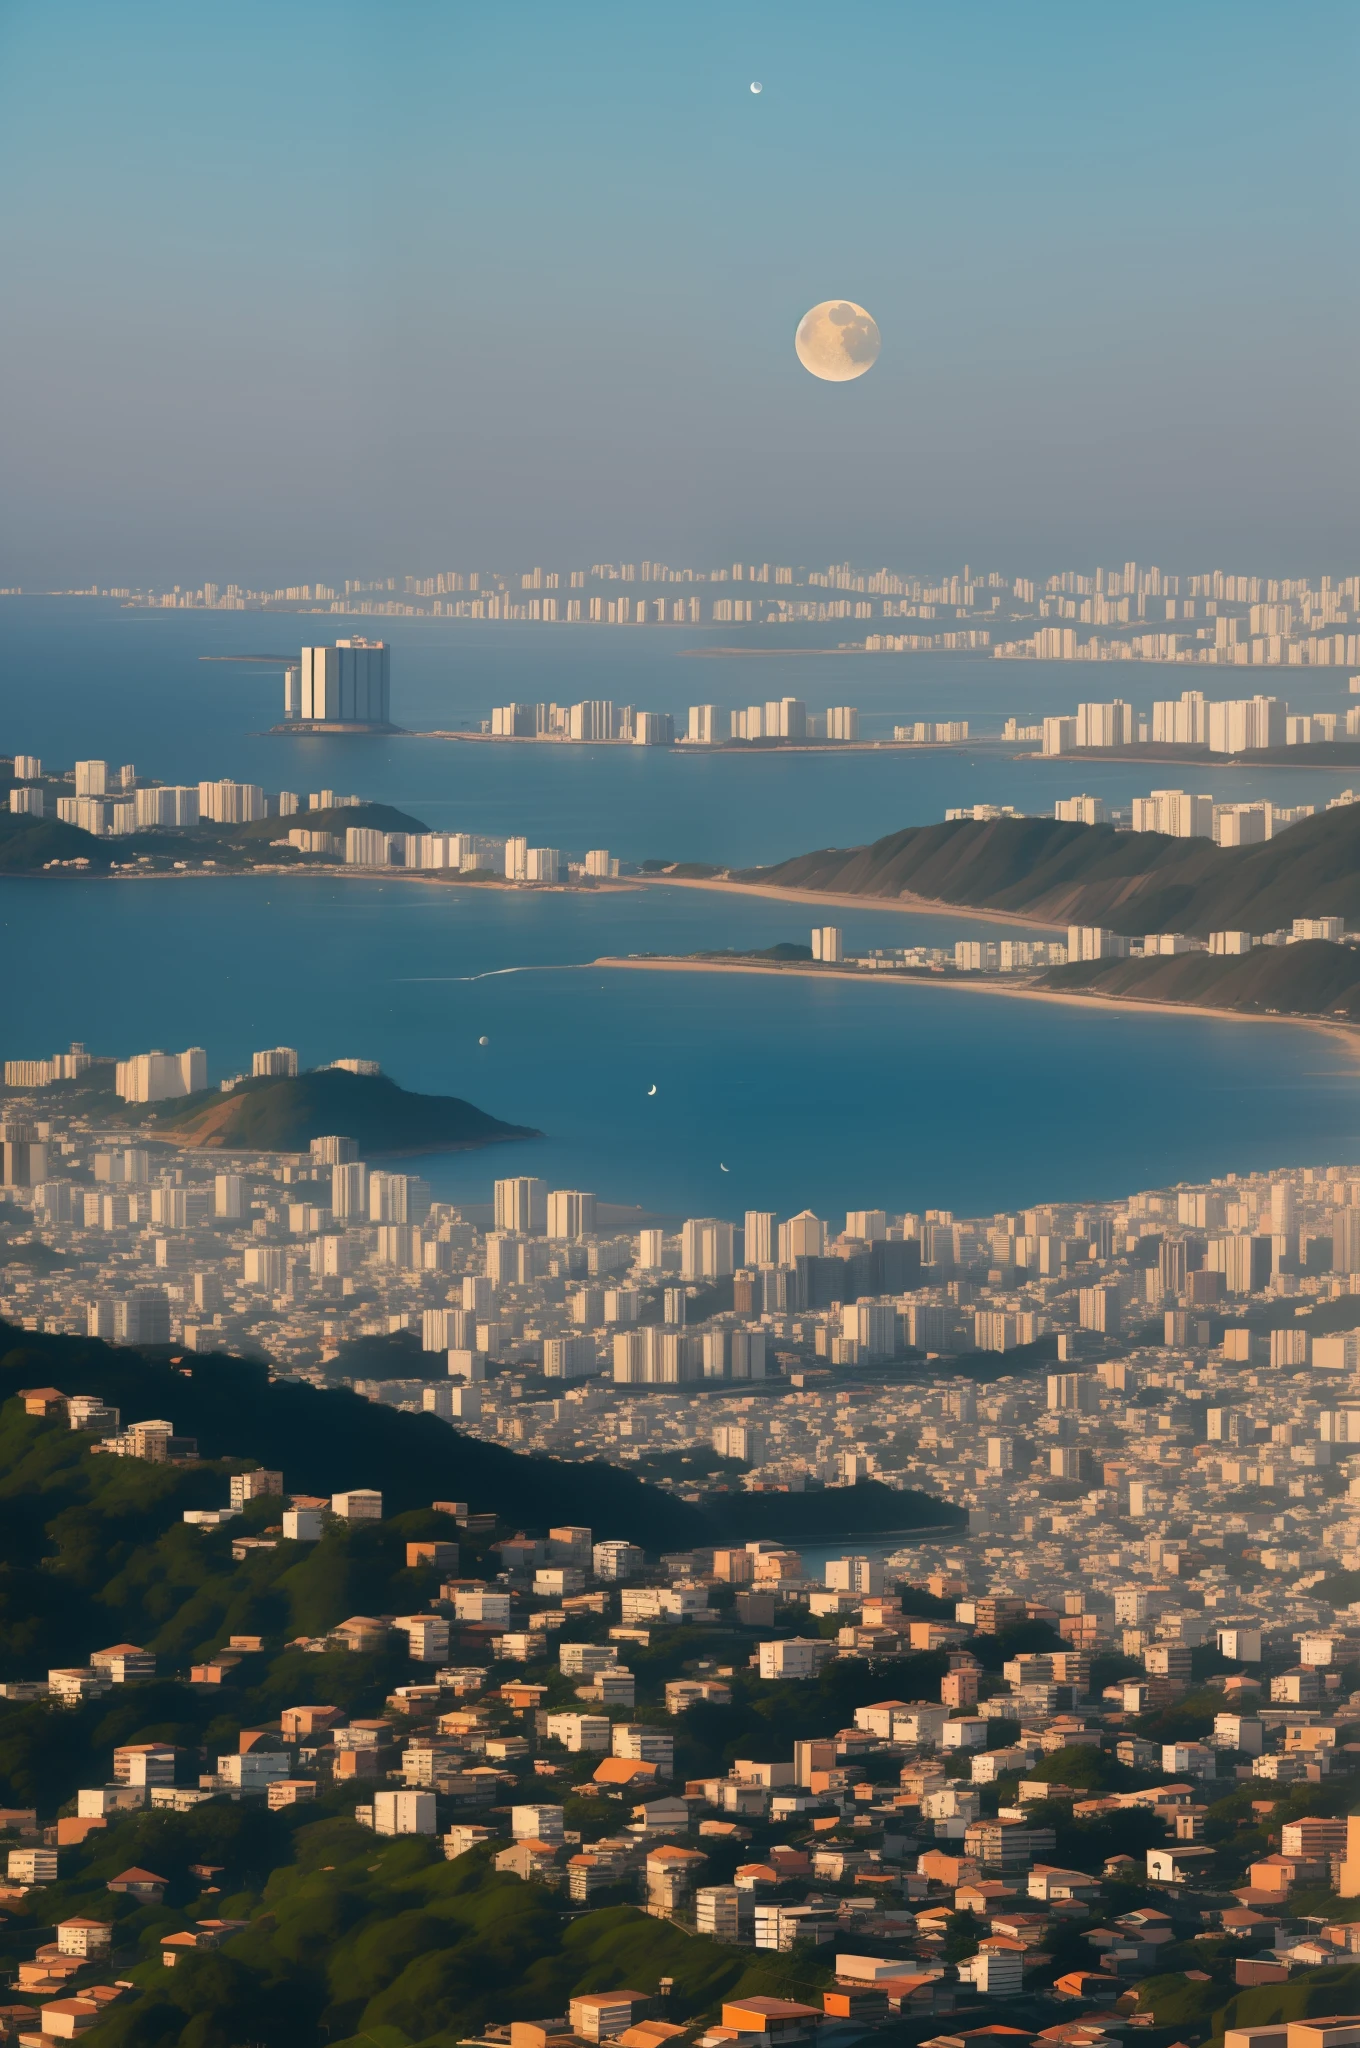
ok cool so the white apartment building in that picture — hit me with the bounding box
[295,641,390,725]
[115,1048,207,1104]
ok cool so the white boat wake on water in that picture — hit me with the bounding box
[394,965,585,982]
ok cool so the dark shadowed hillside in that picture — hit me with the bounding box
[1037,937,1360,1018]
[737,805,1360,937]
[137,1068,539,1153]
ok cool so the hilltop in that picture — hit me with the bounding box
[129,1067,539,1154]
[233,800,426,842]
[0,811,120,871]
[0,1328,705,1567]
[735,803,1360,937]
[1037,935,1360,1020]
[0,1326,952,1556]
[0,800,426,876]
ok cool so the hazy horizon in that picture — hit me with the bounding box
[1,0,1356,587]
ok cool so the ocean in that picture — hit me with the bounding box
[4,598,1359,1219]
[3,874,1356,1219]
[2,599,1358,868]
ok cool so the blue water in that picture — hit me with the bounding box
[4,876,1356,1219]
[5,600,1359,1218]
[2,600,1357,867]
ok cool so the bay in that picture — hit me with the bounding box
[3,875,1355,1219]
[2,600,1357,868]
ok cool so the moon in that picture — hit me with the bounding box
[647,1084,657,1096]
[478,1036,489,1046]
[795,300,881,382]
[720,1163,730,1173]
[750,81,762,93]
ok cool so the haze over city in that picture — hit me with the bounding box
[4,9,1360,2048]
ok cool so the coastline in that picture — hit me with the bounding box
[592,952,1360,1057]
[418,729,966,753]
[7,868,641,896]
[633,873,1064,933]
[1037,747,1360,773]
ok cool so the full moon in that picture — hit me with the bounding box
[794,300,881,382]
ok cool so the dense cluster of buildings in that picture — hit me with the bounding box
[33,560,1357,671]
[483,699,967,748]
[6,754,367,838]
[1038,686,1360,755]
[7,1083,1360,2034]
[5,1353,1360,2042]
[5,1067,1360,1522]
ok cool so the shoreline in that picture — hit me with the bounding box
[1039,748,1360,773]
[418,729,968,753]
[592,953,1360,1057]
[633,873,1064,933]
[7,868,641,896]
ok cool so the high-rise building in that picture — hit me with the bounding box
[332,1161,369,1218]
[846,1210,888,1241]
[310,1135,358,1165]
[252,1047,298,1078]
[369,1172,431,1223]
[295,641,390,726]
[811,927,843,962]
[1131,789,1213,838]
[687,704,730,745]
[778,1210,826,1261]
[744,1211,776,1265]
[682,1218,735,1279]
[495,1177,547,1234]
[115,1048,207,1104]
[1047,1373,1097,1412]
[114,1289,170,1344]
[547,1189,597,1240]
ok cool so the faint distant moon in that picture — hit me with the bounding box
[478,1036,489,1046]
[795,300,881,382]
[750,81,762,93]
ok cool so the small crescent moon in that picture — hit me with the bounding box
[478,1036,489,1046]
[750,81,762,94]
[647,1084,657,1096]
[720,1163,730,1172]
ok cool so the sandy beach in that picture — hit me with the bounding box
[593,952,1360,1058]
[633,872,1064,932]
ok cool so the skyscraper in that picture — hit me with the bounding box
[495,1177,547,1234]
[294,641,390,726]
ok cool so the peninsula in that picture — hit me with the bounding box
[725,805,1360,937]
[597,937,1360,1035]
[13,1065,541,1156]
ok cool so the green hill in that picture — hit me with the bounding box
[0,811,113,870]
[0,800,426,876]
[0,1328,707,1556]
[19,1816,832,2048]
[133,1067,539,1153]
[1038,936,1360,1018]
[232,801,426,842]
[738,804,1360,937]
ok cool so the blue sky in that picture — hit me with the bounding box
[0,0,1355,582]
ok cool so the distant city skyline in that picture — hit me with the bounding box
[0,0,1355,586]
[20,553,1360,605]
